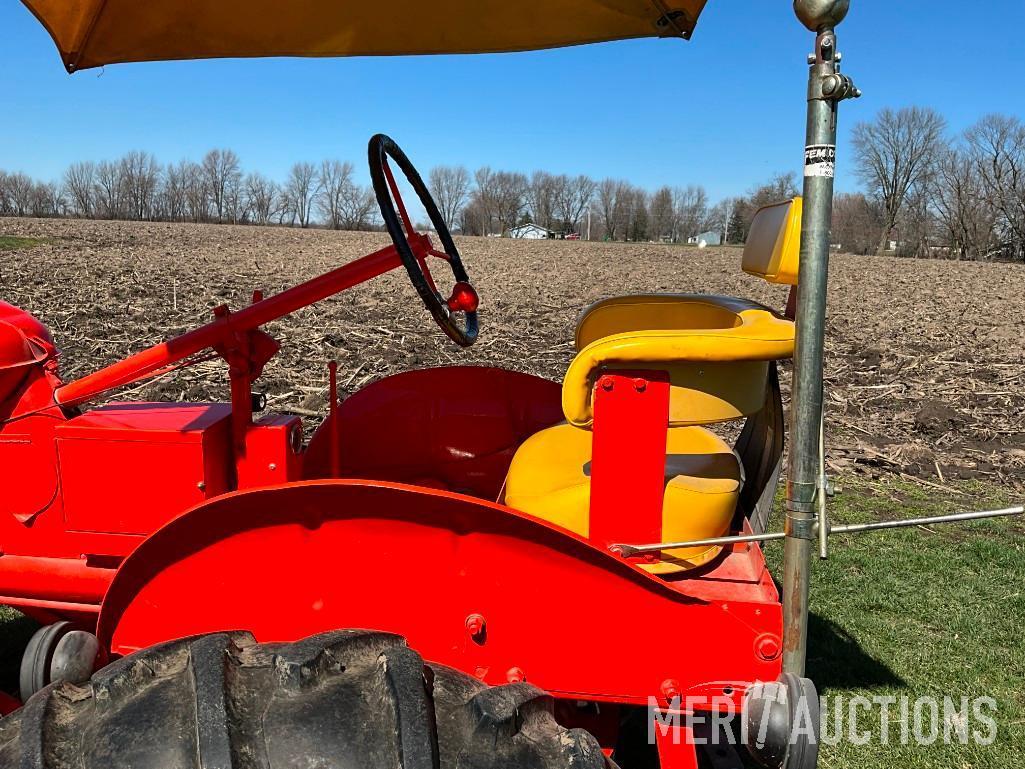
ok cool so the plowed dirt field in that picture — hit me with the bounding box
[3,217,1023,488]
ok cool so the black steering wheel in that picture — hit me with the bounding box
[368,134,479,347]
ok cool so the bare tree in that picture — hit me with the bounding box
[156,162,181,221]
[459,197,488,236]
[284,162,319,228]
[201,149,242,223]
[673,185,708,242]
[473,168,526,234]
[649,186,674,242]
[245,172,278,226]
[624,186,649,241]
[964,113,1025,261]
[94,160,124,219]
[9,173,34,217]
[597,178,627,241]
[494,172,528,232]
[852,106,947,254]
[708,197,738,244]
[471,167,496,234]
[0,172,11,215]
[27,180,65,217]
[181,162,208,222]
[317,160,356,229]
[337,182,376,231]
[526,171,557,229]
[831,193,884,255]
[64,161,96,218]
[931,147,996,259]
[121,151,161,220]
[428,165,470,228]
[554,175,595,234]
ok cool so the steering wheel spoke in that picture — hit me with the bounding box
[382,159,417,239]
[427,248,452,262]
[369,134,478,347]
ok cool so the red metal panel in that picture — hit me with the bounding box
[56,403,232,535]
[97,480,782,705]
[304,367,563,499]
[589,370,670,547]
[0,554,114,607]
[237,414,303,488]
[56,402,232,440]
[0,422,60,523]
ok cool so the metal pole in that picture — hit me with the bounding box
[783,0,859,676]
[609,505,1024,556]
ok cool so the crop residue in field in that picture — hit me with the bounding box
[1,216,1022,488]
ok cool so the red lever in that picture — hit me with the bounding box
[447,282,479,313]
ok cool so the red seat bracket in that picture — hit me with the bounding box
[588,370,670,550]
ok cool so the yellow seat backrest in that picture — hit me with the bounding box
[742,197,802,285]
[564,295,794,428]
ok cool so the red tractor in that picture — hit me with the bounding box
[2,1,1020,768]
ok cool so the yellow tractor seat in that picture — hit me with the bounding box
[504,421,741,571]
[565,294,796,428]
[503,197,802,574]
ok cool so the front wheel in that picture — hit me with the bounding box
[0,630,609,769]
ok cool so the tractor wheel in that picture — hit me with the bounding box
[0,630,609,769]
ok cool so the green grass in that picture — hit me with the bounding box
[0,236,48,251]
[0,476,1020,767]
[764,477,1025,767]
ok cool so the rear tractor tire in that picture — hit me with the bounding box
[0,630,610,769]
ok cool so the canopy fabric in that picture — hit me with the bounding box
[22,0,708,73]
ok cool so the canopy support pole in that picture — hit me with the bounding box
[783,0,860,676]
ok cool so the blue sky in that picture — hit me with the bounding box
[3,1,1024,202]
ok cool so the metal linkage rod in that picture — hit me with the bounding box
[609,505,1024,557]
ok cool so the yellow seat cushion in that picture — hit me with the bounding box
[503,422,741,573]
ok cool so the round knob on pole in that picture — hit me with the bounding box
[793,0,849,31]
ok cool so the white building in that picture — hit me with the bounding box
[508,223,554,239]
[687,230,722,247]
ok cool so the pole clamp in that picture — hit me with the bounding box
[809,71,861,102]
[786,479,818,539]
[806,30,861,103]
[785,514,817,540]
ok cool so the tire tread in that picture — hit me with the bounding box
[0,632,608,769]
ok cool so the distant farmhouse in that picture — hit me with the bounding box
[508,223,554,239]
[687,230,722,247]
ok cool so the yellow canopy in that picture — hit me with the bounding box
[22,0,708,73]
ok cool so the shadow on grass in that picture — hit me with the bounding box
[806,612,905,691]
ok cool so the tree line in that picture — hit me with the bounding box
[839,108,1025,260]
[0,149,741,243]
[431,165,717,242]
[9,108,1019,260]
[0,151,378,230]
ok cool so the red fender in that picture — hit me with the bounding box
[98,480,781,705]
